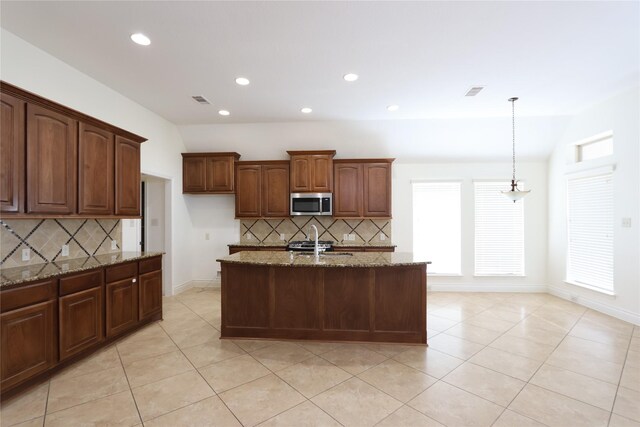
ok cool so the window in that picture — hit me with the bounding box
[412,182,461,274]
[474,181,525,275]
[575,131,613,162]
[567,170,614,293]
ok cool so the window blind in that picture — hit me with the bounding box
[474,182,525,276]
[412,182,461,274]
[567,172,614,292]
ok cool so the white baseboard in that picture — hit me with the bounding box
[173,279,220,295]
[428,284,547,293]
[548,285,640,325]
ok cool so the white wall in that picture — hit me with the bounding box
[548,87,640,324]
[0,29,193,293]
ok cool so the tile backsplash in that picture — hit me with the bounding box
[0,219,122,268]
[240,217,391,245]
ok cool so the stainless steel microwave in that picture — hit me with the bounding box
[290,193,332,216]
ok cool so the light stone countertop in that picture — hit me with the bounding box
[217,251,429,267]
[0,252,164,288]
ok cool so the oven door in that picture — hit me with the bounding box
[290,194,322,215]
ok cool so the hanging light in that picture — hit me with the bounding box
[502,97,531,202]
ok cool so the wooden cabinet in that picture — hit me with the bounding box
[0,92,25,213]
[26,103,77,214]
[78,123,114,215]
[115,136,140,216]
[139,256,163,320]
[182,153,240,194]
[333,159,393,218]
[287,150,335,193]
[235,161,289,218]
[105,262,139,338]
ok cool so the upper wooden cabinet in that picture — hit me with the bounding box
[334,159,393,218]
[182,152,240,194]
[287,150,335,193]
[0,92,25,213]
[115,136,141,216]
[235,161,289,218]
[78,123,114,215]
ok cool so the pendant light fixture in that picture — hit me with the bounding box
[502,97,531,202]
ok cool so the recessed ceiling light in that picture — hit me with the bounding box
[218,110,230,116]
[130,33,151,46]
[343,73,359,82]
[387,104,399,112]
[300,107,312,114]
[235,77,250,86]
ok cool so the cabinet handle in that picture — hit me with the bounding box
[132,278,137,283]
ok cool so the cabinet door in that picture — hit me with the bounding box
[363,163,392,217]
[0,93,25,213]
[310,155,333,192]
[59,286,103,361]
[1,300,56,390]
[183,156,206,193]
[106,277,138,337]
[235,165,262,218]
[78,123,114,215]
[115,136,140,216]
[206,156,234,192]
[290,156,310,192]
[139,270,162,320]
[26,104,77,214]
[333,163,363,217]
[262,164,289,217]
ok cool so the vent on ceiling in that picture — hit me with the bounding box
[465,86,485,97]
[192,95,211,105]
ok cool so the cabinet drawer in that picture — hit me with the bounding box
[105,262,137,283]
[1,279,57,313]
[139,256,162,274]
[59,269,104,296]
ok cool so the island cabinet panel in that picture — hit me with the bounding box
[333,163,363,217]
[26,103,77,214]
[0,300,57,390]
[323,269,370,331]
[272,267,321,330]
[373,267,424,335]
[78,123,114,215]
[59,286,103,361]
[0,92,25,213]
[182,156,206,192]
[261,164,290,217]
[363,163,392,217]
[115,136,141,216]
[223,264,269,328]
[235,164,262,218]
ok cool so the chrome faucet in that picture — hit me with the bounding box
[309,225,319,258]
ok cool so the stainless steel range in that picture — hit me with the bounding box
[287,240,334,252]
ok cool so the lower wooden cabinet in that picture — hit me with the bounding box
[139,270,162,320]
[59,286,103,361]
[106,277,139,338]
[1,300,56,390]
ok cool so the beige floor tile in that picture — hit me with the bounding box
[53,346,121,381]
[621,351,640,392]
[116,333,178,365]
[320,345,388,375]
[408,381,503,427]
[443,323,502,345]
[233,339,277,352]
[492,409,546,427]
[376,405,444,427]
[545,346,623,384]
[181,337,245,368]
[393,347,464,378]
[614,386,640,422]
[296,341,342,355]
[556,335,628,364]
[47,365,129,413]
[517,314,572,333]
[358,359,437,402]
[163,321,219,349]
[363,343,418,357]
[132,370,214,421]
[581,310,635,335]
[276,356,351,398]
[312,377,402,427]
[12,417,44,427]
[198,354,270,393]
[570,319,633,347]
[631,336,640,353]
[489,334,556,361]
[220,374,305,426]
[443,362,525,406]
[610,414,640,427]
[508,384,610,427]
[506,323,567,346]
[123,350,194,388]
[469,346,542,381]
[429,304,484,322]
[463,312,516,333]
[530,364,617,411]
[0,382,48,426]
[481,307,528,323]
[427,333,484,360]
[144,396,241,427]
[251,342,315,372]
[426,314,458,332]
[44,390,140,427]
[258,401,341,427]
[529,309,581,331]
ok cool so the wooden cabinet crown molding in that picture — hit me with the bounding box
[334,158,395,164]
[182,152,240,159]
[286,150,336,157]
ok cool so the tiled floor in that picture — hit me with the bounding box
[1,288,639,427]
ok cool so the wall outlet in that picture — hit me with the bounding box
[349,234,356,241]
[21,248,30,261]
[111,240,117,250]
[280,233,285,241]
[622,218,632,228]
[61,244,69,256]
[343,234,348,241]
[61,263,69,272]
[205,233,210,240]
[246,233,252,240]
[380,234,386,241]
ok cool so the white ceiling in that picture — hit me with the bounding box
[1,1,638,126]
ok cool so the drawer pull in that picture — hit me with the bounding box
[132,278,137,283]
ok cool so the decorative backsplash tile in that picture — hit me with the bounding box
[0,219,122,268]
[240,217,391,245]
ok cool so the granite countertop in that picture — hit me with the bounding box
[228,242,397,248]
[0,252,164,288]
[217,251,429,267]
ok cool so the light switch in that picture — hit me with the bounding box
[111,240,118,250]
[246,233,252,240]
[622,218,632,228]
[61,244,69,256]
[380,234,386,241]
[21,248,30,261]
[343,234,348,241]
[280,233,286,240]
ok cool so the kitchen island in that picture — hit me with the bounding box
[216,251,429,344]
